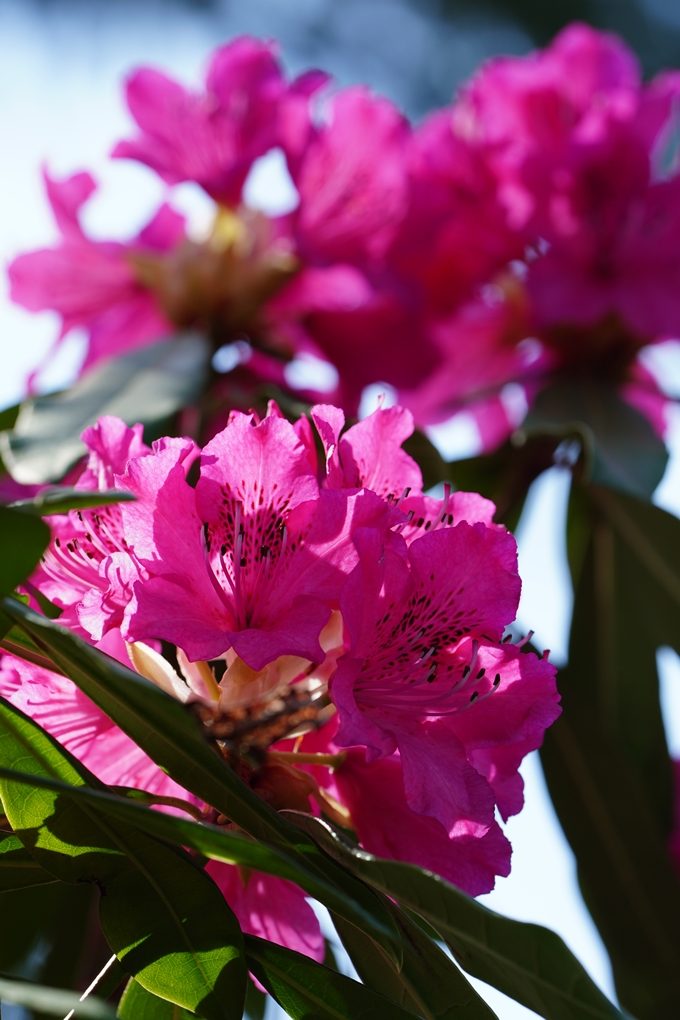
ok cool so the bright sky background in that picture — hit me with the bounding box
[2,4,680,1017]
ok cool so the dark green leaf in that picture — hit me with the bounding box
[0,696,247,1020]
[447,433,565,531]
[525,380,668,500]
[244,935,421,1020]
[540,482,680,1018]
[0,763,393,942]
[0,334,210,484]
[0,976,116,1018]
[244,976,267,1020]
[0,506,50,596]
[9,488,137,516]
[0,829,58,891]
[117,978,195,1018]
[286,814,625,1020]
[0,598,402,967]
[0,883,85,978]
[332,905,497,1020]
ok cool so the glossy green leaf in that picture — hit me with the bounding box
[244,935,421,1020]
[0,762,399,955]
[0,505,50,596]
[331,913,424,1015]
[0,597,403,967]
[286,814,625,1020]
[245,976,267,1020]
[0,696,247,1020]
[0,829,58,891]
[525,379,668,499]
[9,487,137,516]
[0,976,115,1018]
[0,333,210,484]
[117,978,194,1018]
[333,903,497,1020]
[540,483,680,1018]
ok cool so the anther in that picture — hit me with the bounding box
[476,668,485,679]
[469,691,479,702]
[493,673,501,686]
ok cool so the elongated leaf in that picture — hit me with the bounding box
[9,487,137,516]
[540,482,680,1019]
[0,334,210,484]
[1,767,494,1020]
[244,935,421,1020]
[0,505,50,596]
[333,905,497,1020]
[286,814,625,1020]
[331,913,424,1015]
[447,432,566,531]
[0,829,59,891]
[0,763,399,949]
[0,696,246,1020]
[525,380,668,500]
[117,978,195,1018]
[0,976,115,1018]
[0,598,403,966]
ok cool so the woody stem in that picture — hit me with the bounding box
[266,750,346,768]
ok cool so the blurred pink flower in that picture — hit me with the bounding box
[292,86,410,266]
[9,171,184,376]
[113,36,327,206]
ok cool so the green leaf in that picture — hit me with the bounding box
[244,935,421,1020]
[117,978,195,1018]
[0,882,87,979]
[0,506,50,597]
[331,913,424,1015]
[0,334,210,484]
[285,814,625,1020]
[244,976,267,1020]
[0,763,403,971]
[0,976,116,1018]
[540,482,680,1018]
[525,379,668,500]
[9,487,137,516]
[0,829,58,891]
[0,696,247,1020]
[332,904,497,1020]
[0,598,403,967]
[447,433,566,531]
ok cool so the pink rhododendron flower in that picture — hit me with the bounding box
[330,523,560,839]
[9,171,185,375]
[113,36,327,206]
[119,405,396,666]
[30,416,154,636]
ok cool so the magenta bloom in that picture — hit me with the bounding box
[31,416,153,637]
[330,522,560,841]
[113,36,327,206]
[120,405,395,666]
[292,86,410,266]
[455,22,680,340]
[9,171,184,374]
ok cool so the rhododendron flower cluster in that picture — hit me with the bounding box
[0,403,559,958]
[10,24,680,447]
